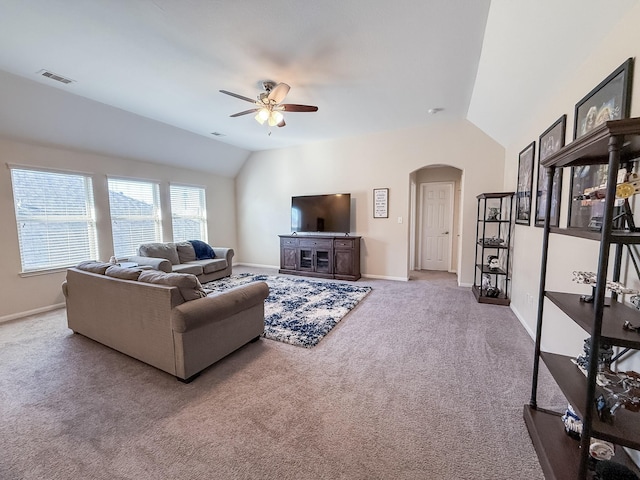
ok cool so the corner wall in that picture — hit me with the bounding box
[235,119,504,283]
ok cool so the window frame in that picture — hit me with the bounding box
[107,177,163,258]
[169,183,208,243]
[9,165,98,275]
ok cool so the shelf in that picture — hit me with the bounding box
[524,405,640,480]
[540,352,640,449]
[477,241,508,249]
[529,116,640,479]
[476,191,515,199]
[523,406,581,480]
[471,285,510,305]
[475,264,507,275]
[545,292,640,349]
[542,118,640,168]
[549,227,640,244]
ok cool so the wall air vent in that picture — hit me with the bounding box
[210,132,226,137]
[37,69,75,84]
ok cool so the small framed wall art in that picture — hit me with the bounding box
[515,142,536,225]
[373,188,389,218]
[534,115,566,227]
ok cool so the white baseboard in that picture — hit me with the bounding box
[234,262,279,270]
[459,282,473,287]
[361,273,408,282]
[0,303,65,324]
[235,264,408,282]
[510,304,536,340]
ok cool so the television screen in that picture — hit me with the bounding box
[291,194,351,233]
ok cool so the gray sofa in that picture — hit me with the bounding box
[62,261,269,382]
[126,241,233,283]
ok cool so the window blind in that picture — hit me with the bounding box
[170,184,207,242]
[10,168,98,272]
[108,178,162,258]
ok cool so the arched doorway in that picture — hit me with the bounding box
[409,165,463,276]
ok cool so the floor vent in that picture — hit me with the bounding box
[37,69,75,84]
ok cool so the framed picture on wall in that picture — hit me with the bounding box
[573,57,633,139]
[373,188,389,218]
[515,142,536,225]
[568,58,633,228]
[534,115,566,227]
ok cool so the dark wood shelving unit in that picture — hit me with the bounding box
[527,118,640,479]
[473,192,514,305]
[279,234,361,281]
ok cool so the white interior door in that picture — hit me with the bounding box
[419,182,453,271]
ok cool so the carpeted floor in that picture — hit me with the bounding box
[0,267,563,480]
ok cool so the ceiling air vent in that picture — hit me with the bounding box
[37,69,75,84]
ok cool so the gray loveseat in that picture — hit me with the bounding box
[126,241,233,283]
[62,261,269,382]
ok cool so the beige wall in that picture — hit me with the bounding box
[505,4,640,356]
[0,138,237,321]
[235,119,504,283]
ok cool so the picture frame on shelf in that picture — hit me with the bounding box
[534,115,566,228]
[515,142,535,225]
[573,57,633,139]
[373,188,389,218]
[568,164,610,229]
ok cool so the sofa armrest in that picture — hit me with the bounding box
[127,255,172,273]
[212,248,234,264]
[171,281,269,333]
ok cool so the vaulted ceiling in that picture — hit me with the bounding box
[0,1,636,176]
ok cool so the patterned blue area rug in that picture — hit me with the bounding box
[202,274,372,348]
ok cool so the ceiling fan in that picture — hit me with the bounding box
[220,81,318,128]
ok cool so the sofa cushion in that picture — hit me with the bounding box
[187,258,228,274]
[172,263,204,276]
[176,241,197,263]
[138,270,206,302]
[138,243,180,265]
[105,265,143,281]
[189,240,216,260]
[76,260,112,274]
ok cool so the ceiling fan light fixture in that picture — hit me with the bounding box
[255,108,270,124]
[272,111,284,124]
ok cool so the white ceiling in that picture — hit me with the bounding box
[0,1,637,177]
[0,0,489,154]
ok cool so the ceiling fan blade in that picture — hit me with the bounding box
[268,83,290,103]
[220,90,256,104]
[277,118,286,128]
[230,108,258,117]
[281,104,318,112]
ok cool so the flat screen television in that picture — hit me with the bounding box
[291,193,351,233]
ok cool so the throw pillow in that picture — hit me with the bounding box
[105,265,143,281]
[189,240,216,260]
[138,243,180,265]
[75,260,112,275]
[176,241,197,263]
[138,270,207,302]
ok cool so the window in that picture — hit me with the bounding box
[170,184,207,242]
[108,178,161,258]
[10,167,98,273]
